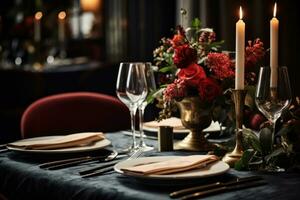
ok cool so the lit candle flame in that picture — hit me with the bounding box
[58,11,66,20]
[35,11,43,20]
[273,3,277,17]
[239,6,243,20]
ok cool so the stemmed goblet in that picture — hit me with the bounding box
[138,63,156,152]
[255,66,292,170]
[116,62,147,152]
[126,63,148,151]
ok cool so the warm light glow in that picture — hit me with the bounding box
[239,6,243,20]
[58,11,66,20]
[35,11,43,20]
[273,3,277,17]
[81,0,102,12]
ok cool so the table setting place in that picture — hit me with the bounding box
[2,3,300,200]
[1,130,269,200]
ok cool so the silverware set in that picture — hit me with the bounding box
[39,150,119,170]
[79,147,144,178]
[38,148,144,178]
[169,175,266,199]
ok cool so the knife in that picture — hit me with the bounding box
[81,165,115,178]
[79,160,120,175]
[41,150,118,170]
[39,156,94,168]
[180,179,267,200]
[170,175,263,198]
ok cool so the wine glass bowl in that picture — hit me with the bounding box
[126,63,148,105]
[255,66,292,124]
[255,66,292,171]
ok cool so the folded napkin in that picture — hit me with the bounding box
[121,155,219,175]
[143,117,185,130]
[8,132,105,150]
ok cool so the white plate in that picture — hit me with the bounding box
[143,120,224,134]
[143,126,190,133]
[114,156,230,180]
[7,136,111,154]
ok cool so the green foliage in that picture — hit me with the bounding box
[159,66,176,73]
[242,128,262,153]
[259,127,273,155]
[234,149,255,170]
[191,18,201,30]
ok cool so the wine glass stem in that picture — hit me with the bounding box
[271,119,276,150]
[130,106,137,150]
[139,106,145,146]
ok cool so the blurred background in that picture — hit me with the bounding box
[0,0,299,143]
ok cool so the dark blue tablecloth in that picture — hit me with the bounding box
[0,132,299,200]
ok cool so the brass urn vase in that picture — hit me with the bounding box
[174,96,215,151]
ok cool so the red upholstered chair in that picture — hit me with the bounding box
[21,92,130,138]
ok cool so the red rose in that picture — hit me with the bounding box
[177,63,206,87]
[171,34,185,47]
[173,44,197,68]
[198,78,222,101]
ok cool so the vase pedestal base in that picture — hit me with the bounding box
[174,131,215,152]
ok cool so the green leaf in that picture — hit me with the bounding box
[242,128,262,153]
[276,125,292,137]
[191,18,201,29]
[159,66,175,73]
[234,149,255,170]
[265,147,285,164]
[146,90,157,104]
[259,127,273,156]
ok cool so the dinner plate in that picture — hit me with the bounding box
[6,136,111,154]
[143,120,224,134]
[114,156,230,181]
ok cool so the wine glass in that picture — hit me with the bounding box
[255,66,292,170]
[138,63,156,152]
[126,63,148,151]
[116,62,140,152]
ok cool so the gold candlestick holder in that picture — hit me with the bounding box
[222,89,247,167]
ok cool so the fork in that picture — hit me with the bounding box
[80,147,144,178]
[0,144,8,153]
[127,147,144,160]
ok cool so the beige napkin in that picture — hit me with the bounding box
[8,132,105,150]
[121,155,219,175]
[143,117,185,130]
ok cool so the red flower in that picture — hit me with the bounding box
[171,34,186,47]
[177,63,206,87]
[245,38,265,69]
[173,44,197,68]
[198,78,222,101]
[206,53,235,80]
[163,79,187,102]
[199,30,216,43]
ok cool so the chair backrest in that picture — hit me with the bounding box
[21,92,130,138]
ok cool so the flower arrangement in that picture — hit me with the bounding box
[153,18,265,121]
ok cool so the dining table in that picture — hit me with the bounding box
[0,131,300,200]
